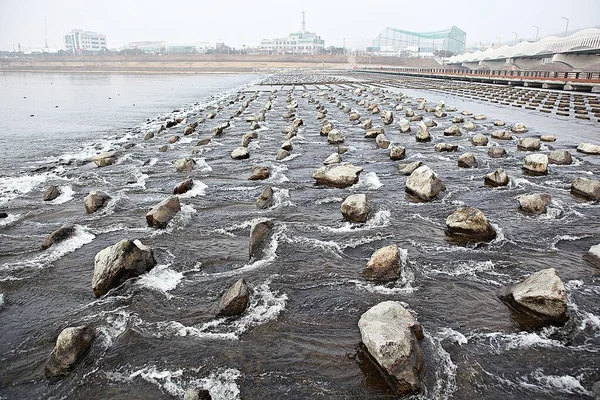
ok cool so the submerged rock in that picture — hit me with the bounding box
[256,186,274,209]
[491,130,513,140]
[212,278,250,317]
[512,123,528,133]
[249,221,274,260]
[45,326,95,379]
[358,301,424,396]
[92,151,117,167]
[43,185,61,201]
[518,193,552,214]
[313,163,363,188]
[445,206,496,242]
[341,194,371,223]
[92,239,156,297]
[146,196,181,228]
[84,190,111,214]
[571,178,600,200]
[434,143,458,152]
[42,225,76,250]
[540,135,556,142]
[500,268,568,326]
[173,179,194,195]
[362,244,401,282]
[405,166,444,201]
[484,168,509,187]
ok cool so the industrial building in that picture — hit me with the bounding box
[368,26,466,58]
[258,12,325,55]
[64,29,107,53]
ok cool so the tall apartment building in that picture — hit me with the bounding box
[64,30,107,53]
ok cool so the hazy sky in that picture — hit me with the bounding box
[1,0,599,51]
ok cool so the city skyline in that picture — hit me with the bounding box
[1,0,599,52]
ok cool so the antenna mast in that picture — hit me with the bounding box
[44,16,49,48]
[301,11,306,33]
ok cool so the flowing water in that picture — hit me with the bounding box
[0,71,599,399]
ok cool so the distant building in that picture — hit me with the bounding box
[64,29,107,53]
[125,41,168,54]
[368,26,466,58]
[258,12,325,55]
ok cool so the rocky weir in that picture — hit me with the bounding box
[0,71,599,399]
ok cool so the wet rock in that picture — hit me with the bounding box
[93,151,117,167]
[375,134,390,149]
[362,244,401,282]
[169,135,180,144]
[423,118,437,128]
[517,138,540,151]
[341,194,371,223]
[415,121,430,142]
[250,121,261,130]
[522,154,548,175]
[452,116,464,124]
[292,118,303,127]
[144,132,154,140]
[196,138,211,146]
[518,193,552,214]
[256,186,274,209]
[512,123,528,133]
[493,120,505,126]
[159,145,169,152]
[592,381,600,400]
[184,388,212,400]
[471,133,488,146]
[399,118,411,133]
[365,127,384,139]
[461,110,473,116]
[320,122,333,136]
[358,301,424,396]
[383,111,393,125]
[548,150,573,165]
[444,125,462,136]
[405,108,415,118]
[389,145,406,160]
[405,166,444,201]
[488,147,507,158]
[146,196,181,229]
[276,149,290,161]
[173,179,194,195]
[324,153,341,165]
[349,111,361,121]
[577,142,600,155]
[231,147,250,160]
[44,326,95,379]
[484,168,509,187]
[92,239,156,297]
[241,133,254,147]
[42,225,76,250]
[445,206,496,242]
[540,135,556,142]
[458,153,477,168]
[587,244,600,267]
[249,221,274,260]
[500,268,568,326]
[281,140,293,152]
[313,163,363,188]
[328,129,345,144]
[434,143,458,152]
[434,109,446,118]
[212,278,250,317]
[473,114,486,120]
[0,212,7,218]
[463,120,476,131]
[570,178,600,200]
[362,119,373,130]
[249,166,270,180]
[43,185,61,201]
[491,130,512,140]
[183,125,195,136]
[398,161,422,176]
[175,158,196,172]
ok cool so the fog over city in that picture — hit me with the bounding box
[1,0,599,50]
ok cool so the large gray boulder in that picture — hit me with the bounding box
[92,239,156,297]
[92,151,117,167]
[358,301,424,396]
[313,163,363,188]
[571,178,600,200]
[522,154,548,175]
[212,278,250,317]
[445,206,496,242]
[45,326,95,379]
[42,225,76,250]
[548,150,573,165]
[146,196,181,228]
[249,221,274,260]
[405,166,445,201]
[175,158,196,172]
[500,268,568,325]
[341,194,371,223]
[43,185,61,201]
[256,186,274,209]
[484,168,509,187]
[84,190,111,214]
[576,142,600,155]
[518,193,552,214]
[362,244,401,282]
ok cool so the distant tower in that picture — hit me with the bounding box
[301,11,306,34]
[18,43,21,53]
[44,16,48,49]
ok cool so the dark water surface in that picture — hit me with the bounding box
[0,71,599,399]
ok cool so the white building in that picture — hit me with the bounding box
[258,12,325,55]
[64,30,107,53]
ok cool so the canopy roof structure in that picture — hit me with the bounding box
[371,26,466,56]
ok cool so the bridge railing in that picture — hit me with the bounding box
[357,67,600,81]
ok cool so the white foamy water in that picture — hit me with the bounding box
[179,181,208,198]
[193,158,213,173]
[150,204,197,237]
[136,264,183,299]
[0,174,48,205]
[519,369,592,396]
[0,213,23,228]
[352,171,382,190]
[48,185,74,205]
[437,327,468,346]
[266,163,290,184]
[320,209,391,233]
[271,188,293,208]
[315,196,342,205]
[470,328,564,351]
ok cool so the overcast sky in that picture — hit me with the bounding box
[1,0,599,51]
